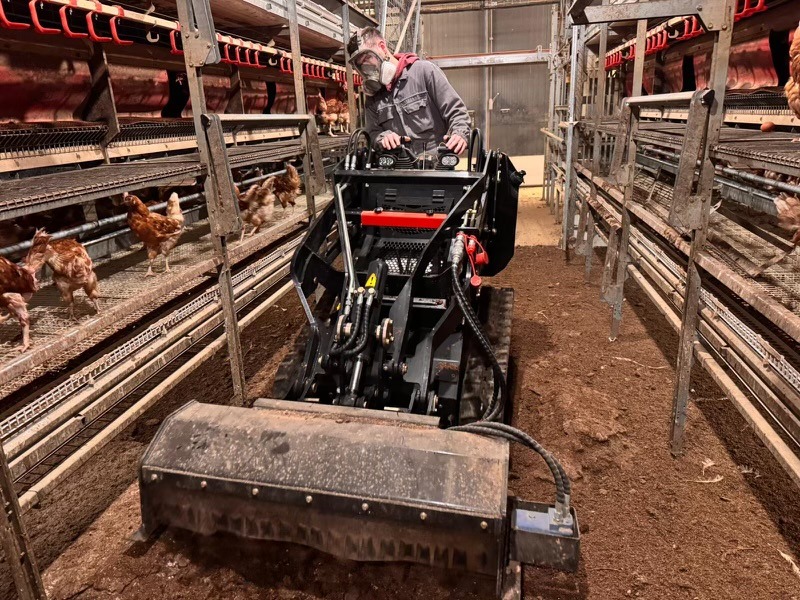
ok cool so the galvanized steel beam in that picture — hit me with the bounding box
[575,0,727,32]
[428,50,550,69]
[670,0,736,456]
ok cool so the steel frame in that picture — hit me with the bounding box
[553,0,800,474]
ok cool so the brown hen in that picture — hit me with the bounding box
[238,178,276,241]
[122,192,184,276]
[787,23,800,125]
[274,164,301,210]
[775,193,800,245]
[44,239,100,320]
[0,229,51,352]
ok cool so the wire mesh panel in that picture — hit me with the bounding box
[353,0,421,53]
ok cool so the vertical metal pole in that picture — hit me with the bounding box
[577,23,607,278]
[378,0,388,36]
[82,43,121,162]
[671,0,735,455]
[561,24,584,257]
[484,7,491,149]
[483,10,494,148]
[341,2,357,126]
[225,65,245,115]
[411,0,422,54]
[607,18,645,342]
[0,444,45,600]
[288,0,317,216]
[176,0,246,404]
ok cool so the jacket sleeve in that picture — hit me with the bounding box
[425,62,471,141]
[365,99,389,147]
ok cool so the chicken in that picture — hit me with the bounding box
[122,192,184,276]
[43,239,100,320]
[338,106,351,136]
[775,193,800,245]
[786,22,800,138]
[274,163,302,210]
[238,178,276,241]
[165,192,184,226]
[0,229,51,352]
[324,98,342,136]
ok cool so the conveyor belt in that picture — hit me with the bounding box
[0,136,347,220]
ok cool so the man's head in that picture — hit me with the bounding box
[347,27,399,95]
[347,27,392,62]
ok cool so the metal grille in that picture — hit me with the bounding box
[632,227,800,395]
[354,0,421,53]
[109,119,199,147]
[378,239,426,274]
[632,172,800,315]
[0,123,107,160]
[0,198,312,384]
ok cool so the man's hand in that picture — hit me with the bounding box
[444,133,467,155]
[380,131,404,150]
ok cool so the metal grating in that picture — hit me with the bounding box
[0,198,311,381]
[576,176,800,395]
[0,234,303,441]
[0,136,348,220]
[632,172,800,315]
[0,123,108,159]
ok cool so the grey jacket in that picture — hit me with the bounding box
[365,60,471,155]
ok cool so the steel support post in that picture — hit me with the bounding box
[176,0,246,404]
[576,22,607,275]
[561,24,584,257]
[607,18,645,341]
[544,4,558,212]
[81,43,121,160]
[377,0,388,35]
[225,65,245,116]
[341,2,357,129]
[0,442,45,600]
[288,0,317,216]
[670,0,735,455]
[412,0,422,53]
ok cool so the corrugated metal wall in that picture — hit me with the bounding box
[422,5,551,155]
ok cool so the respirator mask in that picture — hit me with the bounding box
[349,49,397,96]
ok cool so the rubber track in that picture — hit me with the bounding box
[460,286,515,424]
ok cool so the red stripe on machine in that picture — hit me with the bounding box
[361,211,446,229]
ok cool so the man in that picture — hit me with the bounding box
[347,27,470,156]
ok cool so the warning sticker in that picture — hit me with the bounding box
[365,273,378,288]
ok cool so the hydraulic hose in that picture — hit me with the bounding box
[331,292,365,356]
[452,421,571,514]
[341,291,374,358]
[450,240,506,421]
[449,237,572,517]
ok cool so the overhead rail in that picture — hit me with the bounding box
[0,0,362,85]
[603,0,772,70]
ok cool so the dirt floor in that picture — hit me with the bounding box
[21,191,800,599]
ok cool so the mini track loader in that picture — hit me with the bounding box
[139,132,579,597]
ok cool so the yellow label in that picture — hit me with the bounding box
[365,273,378,288]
